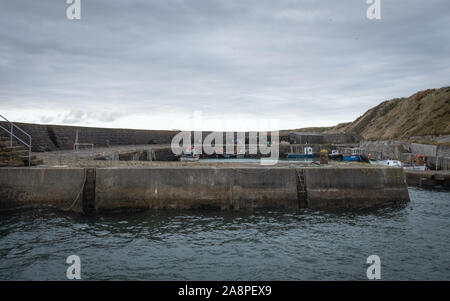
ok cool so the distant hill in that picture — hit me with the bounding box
[283,86,450,141]
[279,126,333,137]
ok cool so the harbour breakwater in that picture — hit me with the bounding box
[404,170,450,189]
[0,121,179,152]
[358,140,450,170]
[0,166,409,213]
[0,121,361,153]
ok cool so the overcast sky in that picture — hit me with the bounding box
[0,0,449,131]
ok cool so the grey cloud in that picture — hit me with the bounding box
[0,0,449,129]
[40,109,125,125]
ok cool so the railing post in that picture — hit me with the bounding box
[29,136,32,166]
[1,115,33,166]
[10,124,13,147]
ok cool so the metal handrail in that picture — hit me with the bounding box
[73,129,94,153]
[0,114,32,166]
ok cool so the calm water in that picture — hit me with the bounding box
[0,187,449,280]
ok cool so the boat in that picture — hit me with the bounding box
[179,146,200,162]
[385,160,402,167]
[403,165,427,171]
[286,153,315,159]
[329,150,343,160]
[402,155,428,170]
[370,159,402,167]
[342,148,361,161]
[342,155,360,161]
[179,154,200,162]
[286,146,314,159]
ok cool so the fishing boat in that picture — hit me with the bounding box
[385,160,402,167]
[342,155,360,161]
[342,148,361,161]
[329,150,343,160]
[403,164,427,171]
[286,146,314,159]
[402,155,429,171]
[287,153,315,159]
[179,154,200,162]
[370,159,402,167]
[179,146,200,162]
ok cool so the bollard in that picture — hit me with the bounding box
[320,149,328,165]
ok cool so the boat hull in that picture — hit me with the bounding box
[286,153,315,159]
[342,155,360,161]
[179,155,200,162]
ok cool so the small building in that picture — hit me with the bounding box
[289,132,324,144]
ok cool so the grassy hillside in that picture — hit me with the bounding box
[324,86,450,139]
[285,86,450,140]
[279,126,333,136]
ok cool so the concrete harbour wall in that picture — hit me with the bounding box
[0,121,179,152]
[95,168,298,211]
[0,166,410,212]
[404,170,450,189]
[360,140,450,170]
[0,168,85,212]
[305,168,410,209]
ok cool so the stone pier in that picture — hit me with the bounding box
[0,166,410,213]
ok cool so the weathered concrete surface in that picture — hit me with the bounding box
[0,166,410,212]
[359,140,450,170]
[0,168,85,212]
[34,144,176,166]
[95,168,298,211]
[404,170,450,190]
[304,167,410,209]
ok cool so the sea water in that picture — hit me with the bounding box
[0,187,448,280]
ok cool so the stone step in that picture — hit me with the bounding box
[0,145,26,151]
[0,158,25,167]
[11,149,29,155]
[0,155,42,167]
[0,151,16,157]
[0,140,21,147]
[22,158,43,166]
[3,145,26,152]
[32,159,44,166]
[0,150,29,158]
[19,154,37,159]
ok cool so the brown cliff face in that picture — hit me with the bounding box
[285,86,450,141]
[325,86,450,140]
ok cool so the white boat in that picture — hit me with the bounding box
[179,155,200,162]
[179,147,200,162]
[385,160,402,167]
[403,164,427,171]
[369,159,402,167]
[371,159,429,170]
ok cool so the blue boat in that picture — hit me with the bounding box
[342,154,360,161]
[342,148,361,161]
[287,153,315,159]
[286,146,314,159]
